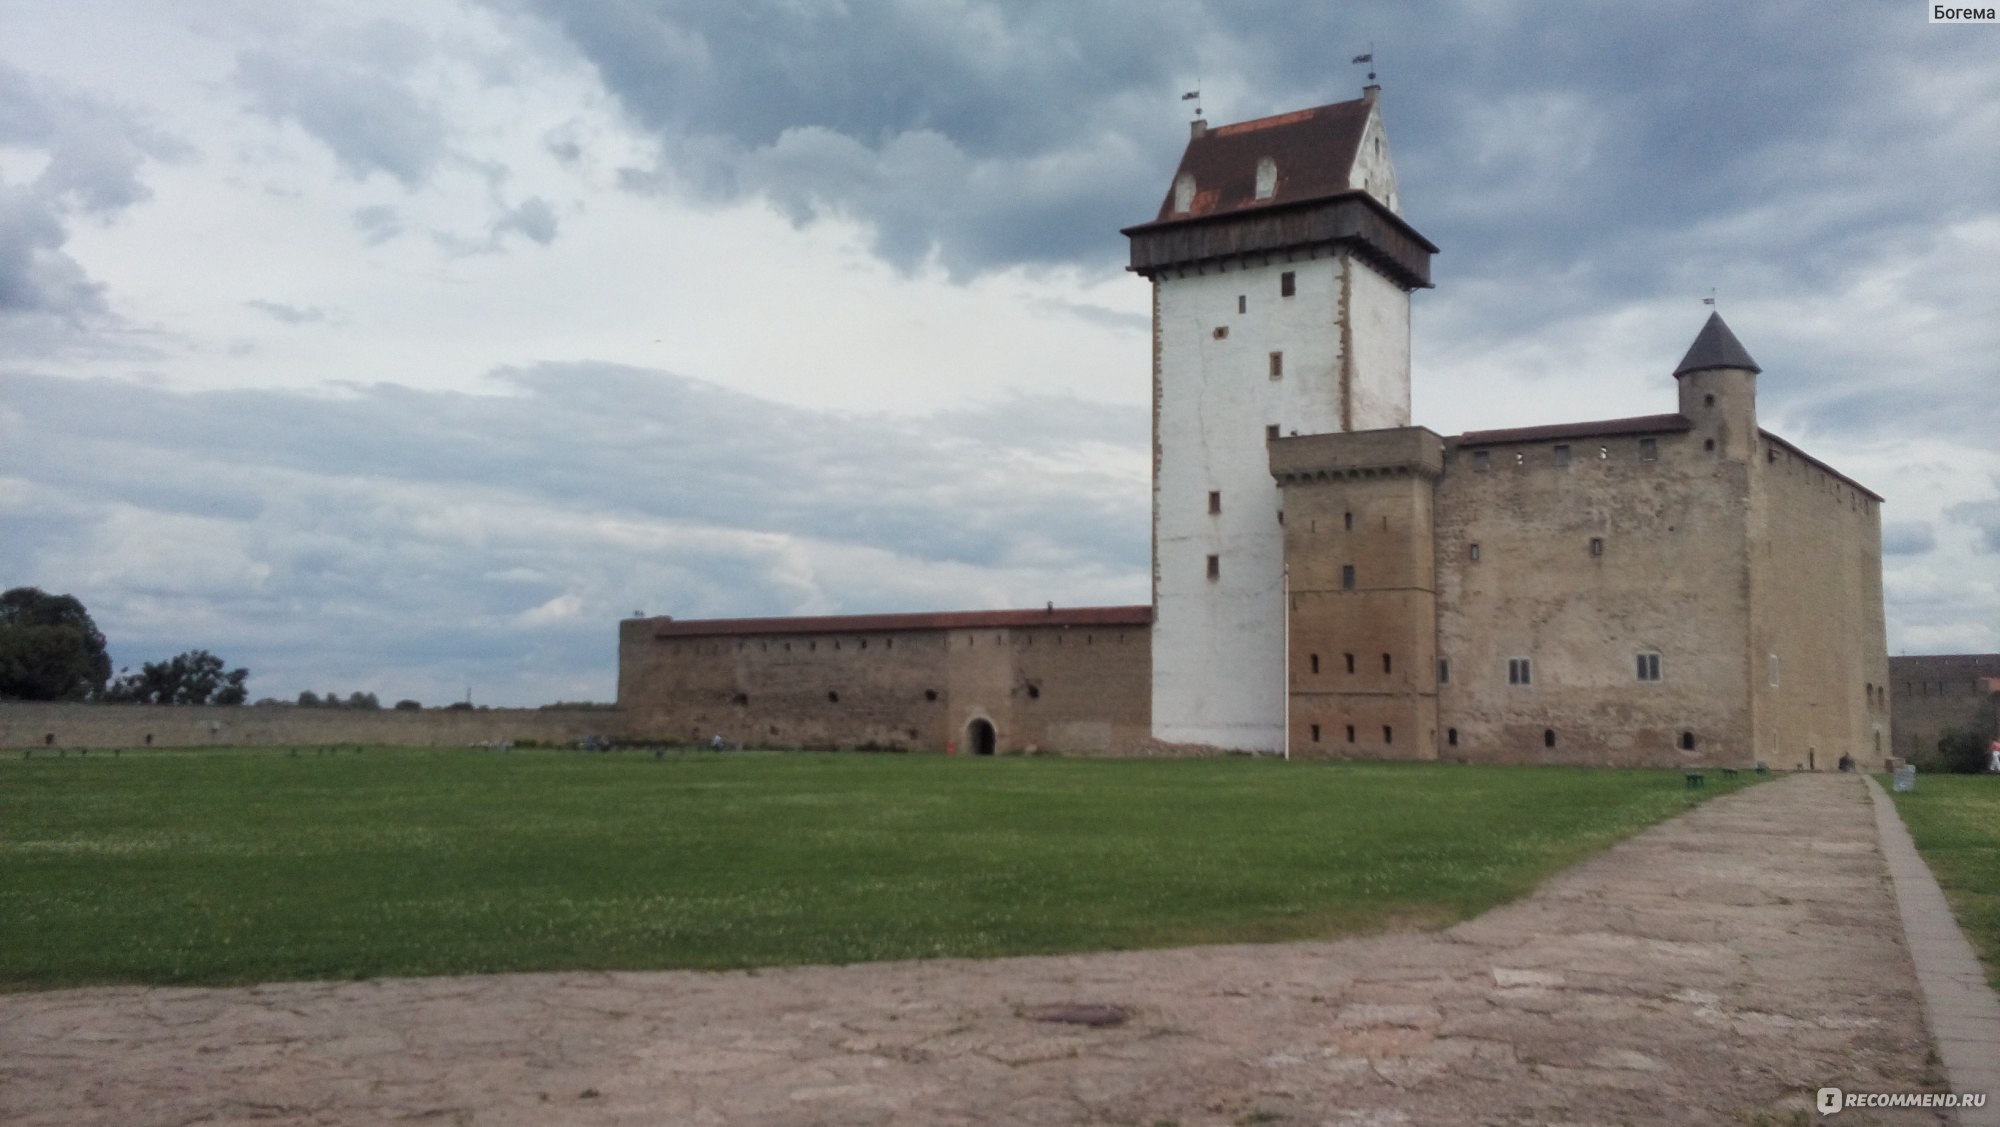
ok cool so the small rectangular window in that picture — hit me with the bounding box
[1589,537,1605,557]
[1266,424,1280,442]
[1383,726,1393,744]
[1237,294,1246,314]
[1344,653,1356,674]
[1345,724,1356,743]
[1208,490,1221,515]
[1310,724,1321,742]
[1636,652,1661,682]
[1344,511,1353,531]
[1268,351,1284,379]
[1280,271,1296,297]
[1341,564,1356,590]
[1206,554,1220,581]
[1438,659,1450,684]
[1382,653,1392,674]
[1472,450,1491,472]
[1468,542,1481,562]
[1553,444,1572,467]
[1310,653,1320,674]
[1508,657,1533,686]
[1639,438,1658,462]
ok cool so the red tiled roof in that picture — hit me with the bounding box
[1150,96,1373,223]
[650,606,1153,639]
[1457,414,1692,447]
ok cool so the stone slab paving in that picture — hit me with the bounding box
[0,774,1954,1126]
[1868,777,2000,1126]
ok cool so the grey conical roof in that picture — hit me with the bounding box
[1673,312,1761,377]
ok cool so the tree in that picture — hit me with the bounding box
[297,690,322,708]
[347,691,381,710]
[0,587,112,701]
[103,650,249,705]
[393,699,422,711]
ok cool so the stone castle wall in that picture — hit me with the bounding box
[0,702,622,750]
[617,614,1152,755]
[1431,423,1754,768]
[1889,654,2000,763]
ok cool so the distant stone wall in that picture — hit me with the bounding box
[1890,654,2000,764]
[617,611,1153,755]
[0,702,626,750]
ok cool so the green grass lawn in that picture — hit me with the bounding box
[1,749,1755,992]
[1889,774,2000,989]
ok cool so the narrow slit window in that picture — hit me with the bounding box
[1383,726,1394,744]
[1382,653,1392,674]
[1346,724,1356,743]
[1544,729,1556,748]
[1344,653,1356,674]
[1447,728,1459,747]
[1237,294,1246,314]
[1438,659,1450,684]
[1280,271,1296,297]
[1206,554,1220,581]
[1310,654,1320,674]
[1589,537,1605,557]
[1344,511,1353,531]
[1310,724,1321,742]
[1268,351,1284,380]
[1469,542,1481,562]
[1208,490,1221,515]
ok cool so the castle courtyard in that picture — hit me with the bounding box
[7,772,1993,1126]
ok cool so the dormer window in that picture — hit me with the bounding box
[1173,173,1196,214]
[1254,157,1277,201]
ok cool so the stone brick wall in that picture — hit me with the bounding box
[617,614,1152,755]
[1748,432,1892,771]
[1889,654,2000,764]
[0,702,623,750]
[1274,427,1442,760]
[1433,424,1753,767]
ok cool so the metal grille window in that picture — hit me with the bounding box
[1508,658,1533,686]
[1636,652,1662,682]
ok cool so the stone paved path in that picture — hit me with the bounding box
[0,774,1955,1125]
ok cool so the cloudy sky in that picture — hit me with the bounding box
[2,1,1995,706]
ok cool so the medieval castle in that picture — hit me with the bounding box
[615,87,1893,770]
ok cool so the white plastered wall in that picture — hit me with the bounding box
[1151,254,1412,750]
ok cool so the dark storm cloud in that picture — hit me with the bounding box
[234,20,449,187]
[496,0,1201,276]
[0,368,1147,704]
[497,1,1994,287]
[0,63,186,320]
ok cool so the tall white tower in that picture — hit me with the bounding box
[1123,87,1436,751]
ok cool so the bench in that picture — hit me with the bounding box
[1684,771,1706,789]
